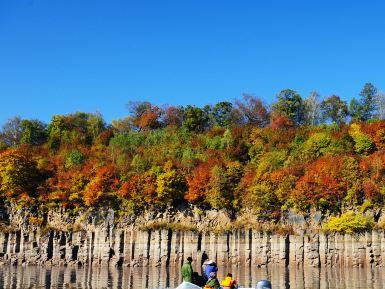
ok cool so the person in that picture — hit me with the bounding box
[203,260,218,280]
[182,257,193,283]
[192,272,206,287]
[256,280,272,289]
[204,272,220,289]
[220,273,237,289]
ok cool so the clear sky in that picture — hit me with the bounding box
[0,0,384,125]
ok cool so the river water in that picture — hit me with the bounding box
[0,265,384,289]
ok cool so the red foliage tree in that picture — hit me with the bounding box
[294,156,348,210]
[185,158,219,204]
[270,113,294,130]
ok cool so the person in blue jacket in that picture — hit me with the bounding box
[203,260,218,280]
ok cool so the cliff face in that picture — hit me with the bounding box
[0,206,384,268]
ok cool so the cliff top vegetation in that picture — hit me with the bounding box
[1,83,385,224]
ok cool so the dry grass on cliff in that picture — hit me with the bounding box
[138,218,294,236]
[138,220,198,232]
[0,222,16,233]
[212,221,294,235]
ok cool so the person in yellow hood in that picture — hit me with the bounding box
[220,273,237,289]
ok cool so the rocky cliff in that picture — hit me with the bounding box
[0,206,384,268]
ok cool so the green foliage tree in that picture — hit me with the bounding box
[65,150,85,168]
[273,89,305,125]
[211,101,235,128]
[48,112,105,149]
[182,105,208,132]
[20,119,47,145]
[360,83,378,121]
[320,95,349,124]
[350,83,378,122]
[302,132,332,161]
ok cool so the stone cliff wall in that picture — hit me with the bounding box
[0,207,384,268]
[1,226,385,268]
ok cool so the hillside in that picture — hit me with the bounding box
[1,86,385,233]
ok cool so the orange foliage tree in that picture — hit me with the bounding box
[83,163,120,207]
[185,159,217,204]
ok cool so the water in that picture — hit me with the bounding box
[0,265,384,289]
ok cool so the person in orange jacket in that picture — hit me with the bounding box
[220,273,237,289]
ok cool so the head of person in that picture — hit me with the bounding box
[256,280,272,289]
[227,273,233,278]
[187,257,193,263]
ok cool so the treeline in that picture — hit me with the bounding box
[1,83,385,219]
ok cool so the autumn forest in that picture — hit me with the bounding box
[1,83,385,223]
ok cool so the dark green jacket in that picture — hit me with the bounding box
[182,261,193,283]
[206,277,221,289]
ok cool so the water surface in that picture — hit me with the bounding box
[0,265,384,289]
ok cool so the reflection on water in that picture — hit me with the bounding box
[0,265,384,289]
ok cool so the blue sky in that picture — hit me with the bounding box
[0,0,384,125]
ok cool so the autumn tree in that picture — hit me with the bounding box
[294,156,360,211]
[349,123,375,155]
[83,164,119,207]
[162,106,184,127]
[47,112,105,149]
[118,171,157,212]
[127,101,163,131]
[235,94,269,127]
[185,160,216,204]
[156,161,186,205]
[320,95,349,125]
[0,148,41,204]
[205,161,242,210]
[111,116,133,134]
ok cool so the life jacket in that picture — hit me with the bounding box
[220,276,236,289]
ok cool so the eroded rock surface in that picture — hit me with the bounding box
[0,206,384,268]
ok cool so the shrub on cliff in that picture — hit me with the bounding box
[322,211,374,234]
